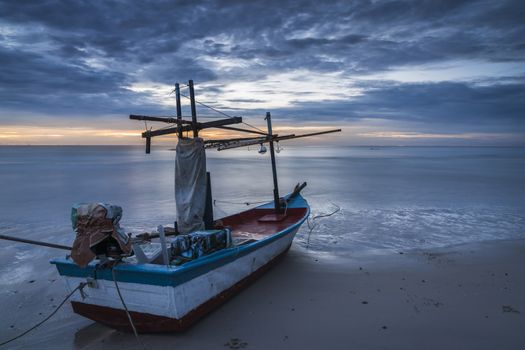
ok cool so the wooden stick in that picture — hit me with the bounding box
[0,234,72,251]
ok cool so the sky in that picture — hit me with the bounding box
[0,0,524,146]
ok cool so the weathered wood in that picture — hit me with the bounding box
[204,136,268,149]
[204,136,266,145]
[215,125,268,136]
[288,182,307,201]
[0,234,72,251]
[129,114,191,125]
[142,117,243,138]
[145,136,151,154]
[215,129,340,151]
[130,115,186,123]
[266,112,281,214]
[175,83,183,138]
[189,80,198,137]
[274,129,342,141]
[204,172,214,229]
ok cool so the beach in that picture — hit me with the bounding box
[1,239,523,349]
[1,146,524,349]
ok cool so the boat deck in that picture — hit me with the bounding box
[222,207,308,241]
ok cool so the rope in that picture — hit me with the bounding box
[306,203,341,249]
[214,199,268,206]
[172,83,270,135]
[242,121,267,134]
[111,263,146,350]
[179,90,267,134]
[0,282,87,347]
[168,84,189,96]
[179,92,233,119]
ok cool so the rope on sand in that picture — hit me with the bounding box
[0,282,87,347]
[306,203,341,249]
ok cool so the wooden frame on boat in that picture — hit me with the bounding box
[48,80,340,333]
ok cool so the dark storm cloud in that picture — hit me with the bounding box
[0,0,524,139]
[275,80,525,133]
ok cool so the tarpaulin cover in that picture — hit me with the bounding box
[175,137,207,234]
[70,203,131,267]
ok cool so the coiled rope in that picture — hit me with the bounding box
[0,282,87,347]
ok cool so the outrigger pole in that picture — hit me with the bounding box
[0,234,72,251]
[129,80,342,214]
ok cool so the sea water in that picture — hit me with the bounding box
[0,145,524,262]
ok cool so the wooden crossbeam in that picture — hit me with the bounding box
[215,129,341,151]
[204,136,267,145]
[215,125,268,136]
[272,129,341,141]
[205,136,268,149]
[141,117,243,138]
[130,115,216,124]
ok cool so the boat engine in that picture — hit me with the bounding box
[70,203,131,267]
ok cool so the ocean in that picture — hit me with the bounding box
[0,145,524,266]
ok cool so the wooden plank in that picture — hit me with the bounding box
[215,125,268,136]
[215,129,341,150]
[142,117,243,138]
[275,129,342,140]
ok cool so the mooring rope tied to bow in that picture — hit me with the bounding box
[112,262,147,350]
[306,202,341,249]
[0,282,87,347]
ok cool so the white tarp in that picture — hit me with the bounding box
[175,137,207,234]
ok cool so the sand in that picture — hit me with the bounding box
[1,239,524,350]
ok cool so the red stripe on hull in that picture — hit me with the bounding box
[71,244,292,333]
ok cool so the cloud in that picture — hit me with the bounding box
[272,80,525,133]
[0,0,524,144]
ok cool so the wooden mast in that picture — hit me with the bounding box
[265,112,281,213]
[189,80,198,137]
[129,79,342,217]
[175,82,183,138]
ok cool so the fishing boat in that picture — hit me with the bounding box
[4,80,340,334]
[50,192,311,332]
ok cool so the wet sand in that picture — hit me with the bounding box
[1,239,524,350]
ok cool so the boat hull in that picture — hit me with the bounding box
[51,194,309,333]
[54,225,302,333]
[70,243,292,332]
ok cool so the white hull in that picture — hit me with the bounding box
[61,227,298,320]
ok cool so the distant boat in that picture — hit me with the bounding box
[46,80,340,333]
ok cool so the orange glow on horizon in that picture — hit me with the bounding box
[0,124,347,145]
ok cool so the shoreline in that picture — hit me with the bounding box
[1,238,524,349]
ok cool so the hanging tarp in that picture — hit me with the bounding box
[70,203,131,267]
[175,137,207,234]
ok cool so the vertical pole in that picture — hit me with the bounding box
[157,225,169,266]
[265,112,281,213]
[204,171,214,229]
[145,136,151,154]
[189,80,198,137]
[175,83,183,138]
